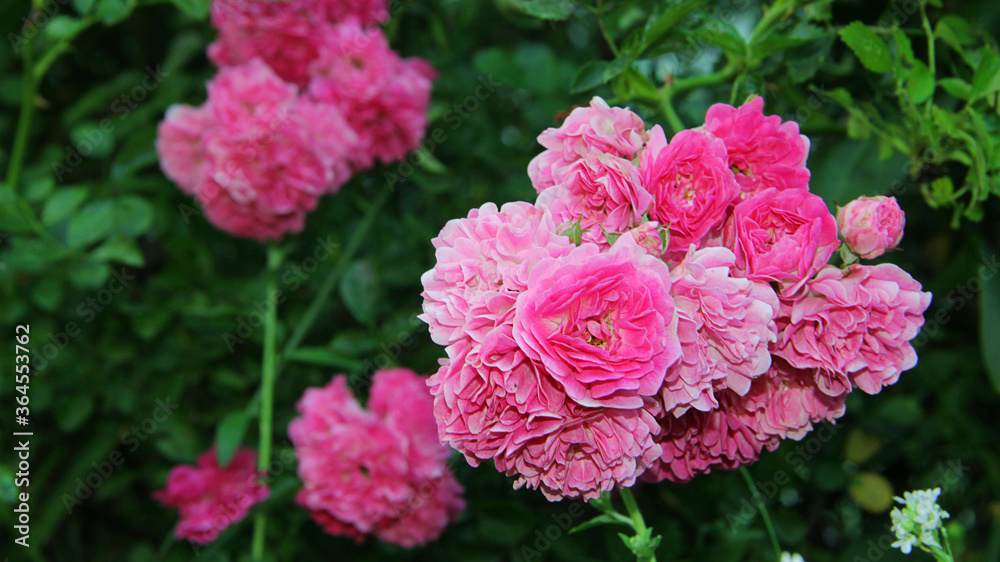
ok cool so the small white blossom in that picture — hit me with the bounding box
[780,553,805,562]
[889,488,951,555]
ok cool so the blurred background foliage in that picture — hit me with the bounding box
[0,0,999,560]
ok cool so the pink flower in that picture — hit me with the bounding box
[429,347,660,501]
[290,371,464,547]
[724,188,840,295]
[208,0,322,87]
[641,126,739,252]
[645,387,769,483]
[154,448,268,544]
[157,105,213,193]
[512,233,681,408]
[703,96,811,197]
[662,247,778,414]
[308,21,435,169]
[754,357,847,442]
[535,151,652,246]
[420,202,575,347]
[528,97,648,192]
[774,263,932,396]
[837,196,906,259]
[157,60,357,240]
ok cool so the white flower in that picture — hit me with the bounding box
[780,553,805,562]
[889,488,951,555]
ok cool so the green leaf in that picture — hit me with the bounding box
[935,15,977,55]
[55,396,95,432]
[42,186,89,225]
[215,410,250,467]
[938,77,972,100]
[839,22,893,73]
[569,513,631,534]
[73,0,97,14]
[168,0,209,19]
[67,200,117,248]
[640,0,709,53]
[113,196,155,236]
[97,0,135,25]
[894,28,915,67]
[339,260,378,327]
[971,48,1000,101]
[682,16,746,60]
[509,0,575,20]
[92,235,145,267]
[571,60,611,94]
[907,60,935,104]
[848,472,894,513]
[45,16,88,41]
[981,250,1000,394]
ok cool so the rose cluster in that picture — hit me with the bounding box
[157,0,434,240]
[289,368,465,547]
[420,96,931,500]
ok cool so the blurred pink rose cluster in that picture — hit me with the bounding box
[156,0,434,240]
[420,96,931,500]
[156,369,464,547]
[289,368,465,547]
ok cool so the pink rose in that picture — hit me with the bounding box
[837,195,905,259]
[703,96,811,197]
[535,151,652,246]
[512,233,681,408]
[662,247,778,414]
[154,448,269,544]
[307,21,436,169]
[290,371,464,547]
[774,264,932,396]
[157,105,213,193]
[641,126,739,252]
[419,202,575,347]
[528,97,648,192]
[753,358,847,442]
[724,188,840,295]
[429,346,660,501]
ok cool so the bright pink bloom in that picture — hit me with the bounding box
[208,0,322,87]
[703,96,811,197]
[528,97,648,192]
[641,126,740,252]
[837,196,906,259]
[290,371,464,547]
[429,346,660,501]
[420,202,575,347]
[157,105,213,193]
[535,151,652,246]
[512,233,681,408]
[662,247,778,414]
[154,448,268,544]
[308,21,435,169]
[157,60,357,240]
[724,188,840,295]
[774,263,931,396]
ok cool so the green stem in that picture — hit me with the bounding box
[740,467,782,561]
[658,93,685,135]
[620,488,657,562]
[33,15,100,81]
[750,0,796,46]
[593,0,620,57]
[6,11,38,192]
[251,245,283,562]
